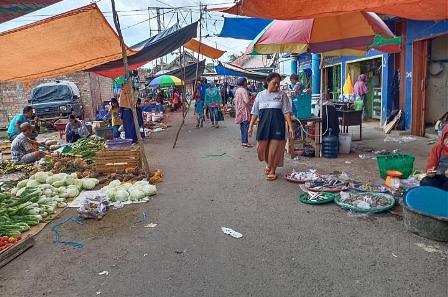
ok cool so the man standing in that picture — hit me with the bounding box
[290,74,304,98]
[11,123,47,164]
[7,106,36,140]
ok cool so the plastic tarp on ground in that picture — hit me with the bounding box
[1,0,61,23]
[184,39,225,59]
[217,17,272,40]
[215,62,268,81]
[149,60,206,83]
[88,22,198,78]
[212,0,448,21]
[0,4,134,82]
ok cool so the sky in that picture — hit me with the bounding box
[0,0,252,67]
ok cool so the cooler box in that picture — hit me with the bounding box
[94,127,114,140]
[293,93,312,119]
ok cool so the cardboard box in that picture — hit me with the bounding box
[92,121,105,129]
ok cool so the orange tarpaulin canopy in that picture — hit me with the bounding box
[0,4,135,82]
[184,39,225,59]
[214,0,448,21]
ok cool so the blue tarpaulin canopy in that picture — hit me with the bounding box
[215,62,268,81]
[217,17,272,40]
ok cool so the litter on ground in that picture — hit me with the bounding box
[221,227,243,239]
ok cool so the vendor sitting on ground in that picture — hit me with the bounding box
[65,114,89,143]
[11,123,47,164]
[420,125,448,191]
[7,106,38,140]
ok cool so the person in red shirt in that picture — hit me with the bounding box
[420,125,448,191]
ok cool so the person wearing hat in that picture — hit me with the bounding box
[11,123,47,164]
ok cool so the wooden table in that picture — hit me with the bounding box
[337,110,362,140]
[287,117,321,158]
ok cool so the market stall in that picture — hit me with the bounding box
[0,134,162,262]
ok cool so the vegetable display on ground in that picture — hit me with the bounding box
[0,171,99,236]
[101,179,157,203]
[69,136,106,163]
[0,161,34,175]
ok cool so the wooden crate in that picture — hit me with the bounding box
[0,141,11,160]
[94,148,141,173]
[0,236,34,269]
[0,141,11,150]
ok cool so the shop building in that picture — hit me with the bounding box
[401,19,448,136]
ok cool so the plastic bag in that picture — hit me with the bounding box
[78,192,109,219]
[78,121,90,137]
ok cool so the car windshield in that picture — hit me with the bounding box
[31,85,73,103]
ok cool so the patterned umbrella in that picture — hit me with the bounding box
[148,75,183,87]
[246,12,394,55]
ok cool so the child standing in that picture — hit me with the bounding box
[195,99,204,128]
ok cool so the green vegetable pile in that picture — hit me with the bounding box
[0,190,43,237]
[0,171,99,236]
[101,179,157,203]
[0,160,35,175]
[69,136,106,163]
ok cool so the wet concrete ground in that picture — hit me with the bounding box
[0,113,446,297]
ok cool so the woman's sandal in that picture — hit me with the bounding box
[266,174,277,181]
[264,167,270,175]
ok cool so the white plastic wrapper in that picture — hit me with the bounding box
[77,192,109,219]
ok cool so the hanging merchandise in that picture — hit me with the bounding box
[343,73,354,96]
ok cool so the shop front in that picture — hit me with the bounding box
[323,63,342,101]
[346,56,383,120]
[403,19,448,136]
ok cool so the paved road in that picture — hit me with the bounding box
[1,113,447,297]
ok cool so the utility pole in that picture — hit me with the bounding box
[148,7,152,37]
[110,0,151,178]
[173,3,203,149]
[156,8,163,70]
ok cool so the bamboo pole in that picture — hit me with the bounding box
[172,3,203,149]
[110,0,151,178]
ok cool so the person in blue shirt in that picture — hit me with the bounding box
[7,106,35,140]
[96,103,108,121]
[199,78,208,102]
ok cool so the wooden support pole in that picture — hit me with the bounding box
[110,0,151,179]
[172,4,203,149]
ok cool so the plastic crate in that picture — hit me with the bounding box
[94,127,114,140]
[106,139,133,149]
[376,154,415,179]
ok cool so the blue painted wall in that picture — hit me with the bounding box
[290,56,298,74]
[404,20,448,130]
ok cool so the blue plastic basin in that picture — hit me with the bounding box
[403,186,448,220]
